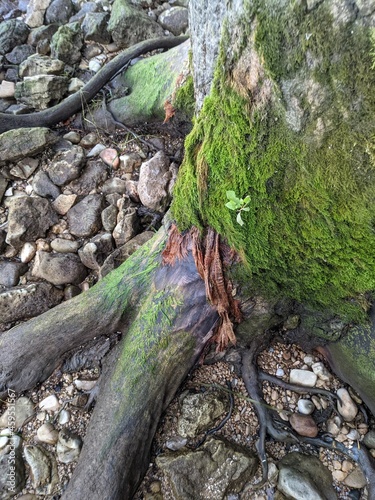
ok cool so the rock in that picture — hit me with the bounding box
[101,178,127,195]
[20,242,37,263]
[0,230,6,253]
[99,148,119,168]
[47,146,86,186]
[45,0,74,25]
[119,152,142,173]
[0,282,63,324]
[177,390,227,438]
[113,206,139,247]
[58,409,70,425]
[311,362,331,381]
[277,452,337,500]
[276,367,285,377]
[156,436,258,500]
[297,399,315,415]
[5,44,35,65]
[74,379,97,391]
[138,151,171,211]
[37,423,59,444]
[332,470,346,482]
[52,193,77,215]
[346,429,360,441]
[50,238,80,253]
[101,204,118,232]
[0,80,14,98]
[343,467,367,489]
[50,22,83,64]
[337,388,358,422]
[68,161,108,194]
[70,1,101,22]
[363,429,375,449]
[15,74,68,110]
[0,261,27,287]
[0,439,25,498]
[158,6,188,35]
[28,24,59,47]
[289,413,318,438]
[86,144,106,157]
[10,157,39,179]
[78,233,113,270]
[100,231,154,277]
[0,128,56,163]
[25,0,52,27]
[80,132,98,148]
[0,19,29,55]
[67,194,103,237]
[6,196,58,249]
[0,397,34,428]
[56,429,82,463]
[19,54,65,77]
[82,12,111,43]
[23,444,59,494]
[165,435,188,451]
[32,251,87,285]
[0,436,8,448]
[33,171,61,199]
[125,180,140,203]
[289,369,317,387]
[108,0,164,48]
[39,395,60,412]
[63,131,81,144]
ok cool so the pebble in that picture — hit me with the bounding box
[0,435,9,448]
[275,368,285,377]
[303,355,314,365]
[289,369,317,387]
[332,470,347,482]
[57,429,82,463]
[74,379,97,391]
[37,422,59,444]
[80,133,98,148]
[52,194,77,215]
[87,143,106,157]
[58,409,71,425]
[297,399,315,415]
[363,429,375,449]
[99,148,119,168]
[342,460,353,473]
[326,417,341,436]
[311,362,331,381]
[20,242,37,263]
[63,131,81,144]
[289,413,318,437]
[39,394,61,412]
[165,435,188,451]
[337,388,358,422]
[346,429,359,441]
[343,467,367,489]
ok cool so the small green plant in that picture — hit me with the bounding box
[225,190,250,226]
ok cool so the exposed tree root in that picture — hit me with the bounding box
[240,345,375,496]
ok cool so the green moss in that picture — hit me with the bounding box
[173,75,195,119]
[172,2,375,320]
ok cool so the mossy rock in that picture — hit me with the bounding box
[109,40,190,126]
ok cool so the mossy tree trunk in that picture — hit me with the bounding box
[1,1,375,498]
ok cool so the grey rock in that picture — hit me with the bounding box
[0,19,29,55]
[108,0,164,48]
[50,238,80,253]
[78,233,113,270]
[19,54,65,77]
[337,388,358,422]
[50,22,83,64]
[101,177,127,195]
[69,1,101,23]
[0,441,25,498]
[0,261,27,287]
[68,160,107,194]
[64,284,81,300]
[5,44,35,64]
[363,429,375,449]
[119,152,142,173]
[158,6,188,35]
[56,429,82,463]
[32,251,87,285]
[156,436,258,500]
[356,0,375,17]
[138,151,171,211]
[113,206,139,247]
[289,369,317,387]
[0,230,6,253]
[33,171,61,199]
[0,397,33,428]
[277,452,336,500]
[101,204,118,232]
[169,0,189,7]
[10,157,39,179]
[28,24,59,47]
[25,0,52,28]
[0,127,56,163]
[177,390,227,438]
[15,75,69,110]
[23,445,59,494]
[47,146,86,186]
[297,399,315,415]
[82,12,111,43]
[63,131,81,144]
[100,230,154,277]
[45,0,75,25]
[6,196,58,249]
[67,194,103,237]
[57,409,70,425]
[165,435,187,451]
[0,282,63,324]
[0,176,8,203]
[343,467,367,489]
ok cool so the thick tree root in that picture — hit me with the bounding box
[240,347,375,496]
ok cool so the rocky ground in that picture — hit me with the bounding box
[0,0,374,499]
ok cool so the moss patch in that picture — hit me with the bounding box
[172,1,375,320]
[173,75,195,119]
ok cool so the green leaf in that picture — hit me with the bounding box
[226,190,239,202]
[237,212,244,226]
[241,207,250,212]
[225,201,237,210]
[243,195,251,204]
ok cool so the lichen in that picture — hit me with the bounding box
[171,1,375,321]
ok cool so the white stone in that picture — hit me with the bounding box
[0,436,9,448]
[303,355,314,365]
[88,59,102,72]
[58,409,70,425]
[297,399,315,415]
[337,388,358,422]
[289,369,317,387]
[0,81,15,98]
[311,362,331,381]
[74,379,97,391]
[37,422,59,444]
[68,78,84,93]
[276,368,285,377]
[20,242,37,263]
[346,429,360,441]
[39,394,60,412]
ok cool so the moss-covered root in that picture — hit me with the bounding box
[0,228,167,400]
[62,250,218,500]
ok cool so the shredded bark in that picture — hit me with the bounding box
[162,225,242,350]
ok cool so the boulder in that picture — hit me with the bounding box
[138,151,171,211]
[32,251,87,285]
[50,22,83,64]
[0,128,56,163]
[15,75,69,111]
[0,19,29,55]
